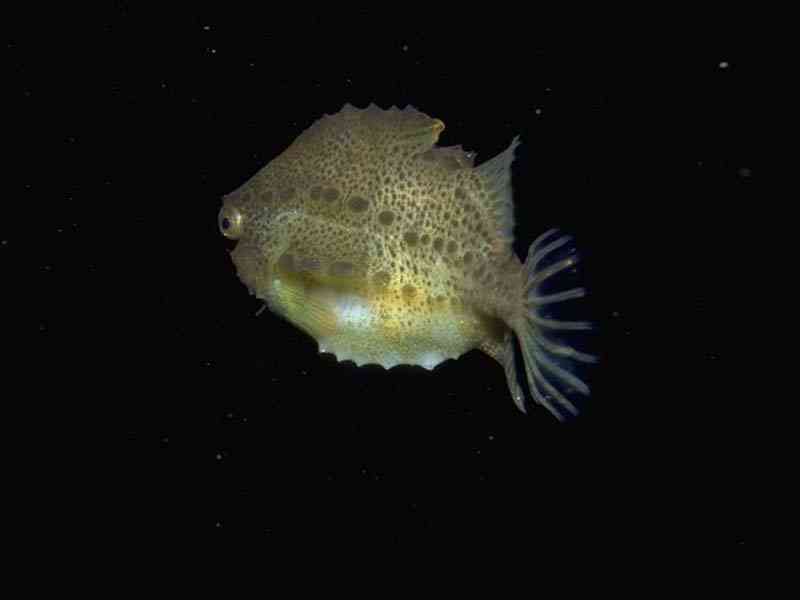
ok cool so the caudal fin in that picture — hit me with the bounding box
[512,228,597,420]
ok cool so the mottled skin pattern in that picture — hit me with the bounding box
[220,103,526,371]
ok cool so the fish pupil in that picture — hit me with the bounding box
[221,217,231,230]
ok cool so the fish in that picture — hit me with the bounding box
[219,103,596,419]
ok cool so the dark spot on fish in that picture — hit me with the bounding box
[403,231,419,246]
[299,257,321,272]
[378,210,395,225]
[402,284,417,298]
[330,261,354,277]
[278,253,295,272]
[348,195,369,212]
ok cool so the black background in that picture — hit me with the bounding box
[18,8,753,552]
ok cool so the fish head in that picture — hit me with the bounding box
[218,173,290,300]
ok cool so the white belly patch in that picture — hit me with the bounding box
[316,291,466,371]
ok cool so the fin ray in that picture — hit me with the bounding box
[475,136,521,245]
[508,229,595,419]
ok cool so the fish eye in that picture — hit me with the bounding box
[218,206,243,239]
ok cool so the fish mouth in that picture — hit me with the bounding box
[221,236,239,252]
[228,241,272,297]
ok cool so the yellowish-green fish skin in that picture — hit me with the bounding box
[219,103,594,419]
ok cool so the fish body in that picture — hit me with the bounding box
[219,103,595,419]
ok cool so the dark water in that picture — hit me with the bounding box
[22,9,753,552]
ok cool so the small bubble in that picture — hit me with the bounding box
[738,167,752,178]
[402,44,409,52]
[216,452,223,460]
[534,107,542,115]
[719,61,729,69]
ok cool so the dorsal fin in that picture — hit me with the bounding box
[295,103,445,158]
[475,136,521,246]
[367,103,445,153]
[418,144,476,170]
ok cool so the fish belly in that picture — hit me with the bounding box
[270,275,479,370]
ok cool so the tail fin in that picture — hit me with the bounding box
[511,228,597,420]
